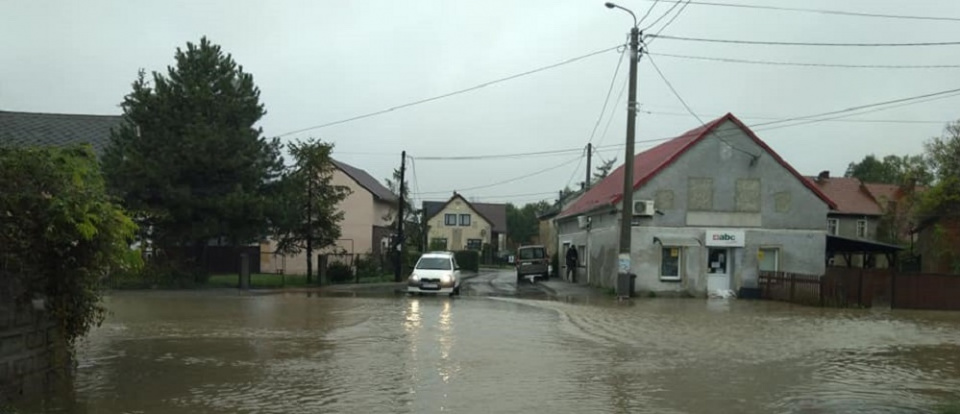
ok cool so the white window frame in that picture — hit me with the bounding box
[758,247,780,272]
[856,219,868,238]
[659,247,682,281]
[827,218,839,236]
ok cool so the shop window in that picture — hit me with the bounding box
[660,247,681,281]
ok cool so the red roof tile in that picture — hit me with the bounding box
[807,177,882,216]
[863,183,900,205]
[558,113,836,219]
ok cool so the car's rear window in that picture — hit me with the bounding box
[416,257,452,270]
[518,248,545,260]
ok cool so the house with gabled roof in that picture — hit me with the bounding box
[806,172,908,268]
[555,113,837,297]
[262,159,397,275]
[422,193,507,253]
[0,110,124,157]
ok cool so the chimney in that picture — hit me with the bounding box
[817,170,830,181]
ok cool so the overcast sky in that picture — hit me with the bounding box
[4,0,960,208]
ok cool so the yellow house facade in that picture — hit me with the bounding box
[423,193,507,252]
[261,159,397,275]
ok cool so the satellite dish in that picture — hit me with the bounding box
[480,229,487,237]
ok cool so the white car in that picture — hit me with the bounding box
[407,251,462,296]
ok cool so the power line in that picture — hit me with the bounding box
[414,156,583,196]
[595,71,630,150]
[413,147,586,161]
[275,44,623,137]
[647,34,960,47]
[641,109,949,125]
[641,0,685,31]
[649,52,960,69]
[588,47,628,146]
[649,0,692,36]
[637,0,960,22]
[465,190,560,200]
[749,87,960,129]
[563,148,587,191]
[645,52,759,158]
[637,0,661,26]
[755,91,960,132]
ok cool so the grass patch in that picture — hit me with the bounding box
[937,403,960,414]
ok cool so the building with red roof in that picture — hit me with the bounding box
[554,113,838,297]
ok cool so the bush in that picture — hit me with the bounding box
[327,262,353,283]
[405,252,422,274]
[454,250,479,272]
[355,255,384,280]
[1,145,139,348]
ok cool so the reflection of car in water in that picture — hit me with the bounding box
[515,245,549,283]
[407,251,462,296]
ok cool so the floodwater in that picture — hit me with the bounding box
[17,276,960,413]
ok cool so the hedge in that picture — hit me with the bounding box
[454,250,480,272]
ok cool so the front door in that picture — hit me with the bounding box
[452,229,463,250]
[706,248,731,294]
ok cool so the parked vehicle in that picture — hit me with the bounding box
[515,245,549,283]
[407,251,462,296]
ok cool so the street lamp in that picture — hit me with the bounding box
[605,2,641,297]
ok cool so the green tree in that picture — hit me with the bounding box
[845,154,932,186]
[102,37,285,278]
[0,145,139,347]
[272,139,351,283]
[506,201,551,247]
[915,121,960,272]
[384,168,422,251]
[591,157,617,185]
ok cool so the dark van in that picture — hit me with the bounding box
[516,245,549,283]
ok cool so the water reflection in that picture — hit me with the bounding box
[437,299,456,383]
[17,291,960,414]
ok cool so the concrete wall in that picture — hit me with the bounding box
[557,120,830,294]
[261,169,396,275]
[425,198,492,250]
[0,298,59,403]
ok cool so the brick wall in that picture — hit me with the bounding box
[0,296,59,404]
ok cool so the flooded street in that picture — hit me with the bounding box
[21,271,960,413]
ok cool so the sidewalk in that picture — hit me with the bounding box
[538,277,611,301]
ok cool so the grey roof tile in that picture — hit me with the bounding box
[0,110,124,156]
[332,159,397,202]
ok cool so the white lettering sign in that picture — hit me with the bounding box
[705,230,746,247]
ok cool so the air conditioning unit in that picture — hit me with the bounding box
[633,200,655,216]
[577,216,591,229]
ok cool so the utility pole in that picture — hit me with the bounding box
[585,143,593,190]
[605,2,641,286]
[306,179,313,284]
[395,151,407,282]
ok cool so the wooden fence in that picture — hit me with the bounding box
[759,269,960,310]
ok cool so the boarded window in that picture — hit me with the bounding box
[736,179,761,212]
[655,190,675,211]
[688,178,714,211]
[774,191,791,213]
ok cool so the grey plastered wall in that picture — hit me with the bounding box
[557,119,830,293]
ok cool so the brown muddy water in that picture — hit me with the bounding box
[15,290,960,413]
